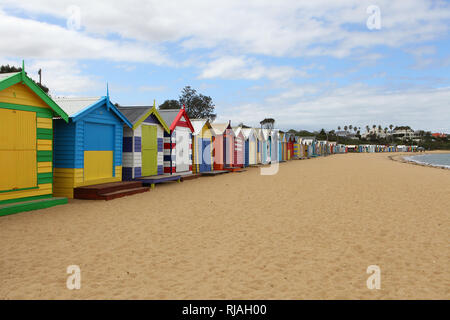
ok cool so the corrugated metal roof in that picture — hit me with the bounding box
[191,119,208,135]
[158,109,180,127]
[210,123,229,135]
[116,106,151,125]
[54,97,101,117]
[0,72,19,81]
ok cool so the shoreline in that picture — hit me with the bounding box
[388,151,450,170]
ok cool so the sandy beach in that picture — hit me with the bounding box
[0,153,449,299]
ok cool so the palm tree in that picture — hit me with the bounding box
[389,124,394,142]
[337,126,341,131]
[344,125,348,132]
[349,125,353,131]
[366,125,370,133]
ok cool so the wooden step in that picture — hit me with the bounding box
[99,187,150,200]
[74,181,143,199]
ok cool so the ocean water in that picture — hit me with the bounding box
[404,153,450,169]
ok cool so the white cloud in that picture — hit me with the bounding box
[0,8,170,65]
[198,56,306,82]
[2,0,449,60]
[26,59,102,95]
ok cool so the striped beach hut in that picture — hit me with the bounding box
[286,134,295,160]
[0,68,69,215]
[191,119,214,173]
[117,103,170,180]
[211,122,235,170]
[277,131,284,161]
[233,126,245,167]
[241,128,258,166]
[53,95,132,198]
[159,106,194,174]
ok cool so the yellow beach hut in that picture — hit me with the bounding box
[0,66,69,216]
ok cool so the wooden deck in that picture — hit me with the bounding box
[74,181,149,200]
[179,173,201,181]
[200,170,230,176]
[224,166,244,172]
[136,174,182,188]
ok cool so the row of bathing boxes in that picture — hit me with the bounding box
[0,70,400,216]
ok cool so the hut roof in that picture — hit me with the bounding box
[158,107,194,132]
[190,119,212,136]
[54,96,132,127]
[117,105,170,132]
[210,123,231,135]
[0,70,68,122]
[54,97,101,117]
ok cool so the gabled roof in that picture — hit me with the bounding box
[0,69,69,122]
[191,119,213,136]
[54,96,132,127]
[254,128,263,141]
[117,103,170,132]
[232,126,245,137]
[158,107,194,132]
[241,128,256,140]
[54,97,101,117]
[261,128,271,140]
[210,122,232,135]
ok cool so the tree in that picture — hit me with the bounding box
[260,118,275,130]
[179,86,216,120]
[337,126,341,131]
[344,125,348,132]
[0,64,50,94]
[159,99,180,110]
[317,129,327,140]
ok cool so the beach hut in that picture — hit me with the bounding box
[53,94,133,198]
[254,128,265,164]
[286,134,295,160]
[232,127,245,168]
[117,103,170,180]
[263,129,278,163]
[191,119,214,173]
[159,106,194,174]
[0,68,69,215]
[241,128,258,166]
[211,122,235,170]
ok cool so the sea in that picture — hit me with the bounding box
[404,153,450,169]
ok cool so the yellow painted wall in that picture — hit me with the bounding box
[0,83,51,109]
[53,166,122,198]
[0,83,56,203]
[0,109,37,192]
[37,117,52,129]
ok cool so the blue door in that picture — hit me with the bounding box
[201,139,212,172]
[245,140,249,167]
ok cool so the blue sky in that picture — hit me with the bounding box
[1,0,449,133]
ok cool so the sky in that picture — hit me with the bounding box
[1,0,449,133]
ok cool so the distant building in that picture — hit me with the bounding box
[432,132,447,138]
[335,130,359,139]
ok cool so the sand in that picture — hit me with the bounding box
[0,153,449,299]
